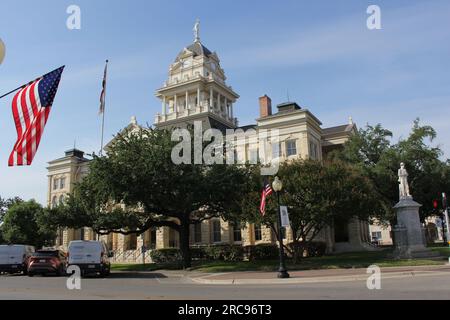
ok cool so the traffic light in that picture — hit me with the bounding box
[433,199,439,210]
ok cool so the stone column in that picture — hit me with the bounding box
[162,96,166,115]
[174,95,178,113]
[230,102,233,119]
[156,227,170,249]
[241,223,253,246]
[185,91,189,109]
[217,92,221,111]
[209,87,213,108]
[221,219,231,244]
[197,87,200,107]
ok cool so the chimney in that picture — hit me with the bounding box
[259,95,272,118]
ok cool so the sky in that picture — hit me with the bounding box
[0,0,449,205]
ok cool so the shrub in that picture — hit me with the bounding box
[222,245,244,262]
[288,241,327,258]
[204,245,244,262]
[245,244,279,261]
[149,248,182,264]
[307,241,327,257]
[190,246,206,260]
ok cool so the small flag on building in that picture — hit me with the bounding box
[8,66,65,166]
[259,178,273,216]
[99,60,108,114]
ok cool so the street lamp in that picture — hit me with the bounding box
[272,176,290,279]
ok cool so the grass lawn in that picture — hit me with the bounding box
[112,246,449,273]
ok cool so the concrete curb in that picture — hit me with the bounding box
[189,265,450,285]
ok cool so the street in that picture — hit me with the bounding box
[1,268,450,300]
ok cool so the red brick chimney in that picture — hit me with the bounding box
[259,95,272,118]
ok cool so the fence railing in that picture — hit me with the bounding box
[111,249,153,263]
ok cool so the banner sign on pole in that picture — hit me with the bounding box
[280,206,290,228]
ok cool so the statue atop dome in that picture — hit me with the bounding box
[193,19,200,42]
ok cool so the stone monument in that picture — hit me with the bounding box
[392,163,440,259]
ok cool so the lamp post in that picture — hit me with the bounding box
[272,176,290,279]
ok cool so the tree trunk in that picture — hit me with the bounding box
[292,238,302,264]
[179,220,191,269]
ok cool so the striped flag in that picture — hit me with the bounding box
[8,66,64,166]
[259,178,273,216]
[99,60,108,114]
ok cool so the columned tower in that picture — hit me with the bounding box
[154,20,239,131]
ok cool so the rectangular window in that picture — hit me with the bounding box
[194,223,202,243]
[286,140,297,156]
[248,149,258,164]
[233,222,242,242]
[254,224,262,241]
[60,177,66,189]
[212,220,221,243]
[53,178,59,190]
[271,143,281,159]
[150,228,157,249]
[309,141,318,159]
[372,231,382,241]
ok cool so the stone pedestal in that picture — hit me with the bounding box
[393,197,440,259]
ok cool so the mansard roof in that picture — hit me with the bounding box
[175,41,213,61]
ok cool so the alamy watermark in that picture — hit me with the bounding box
[367,5,382,30]
[66,265,82,290]
[66,5,81,30]
[366,265,381,290]
[171,121,281,175]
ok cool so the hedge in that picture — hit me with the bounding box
[287,241,327,258]
[149,248,182,264]
[244,244,279,261]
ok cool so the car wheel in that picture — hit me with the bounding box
[28,273,34,277]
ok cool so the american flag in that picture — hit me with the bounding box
[8,66,64,166]
[99,60,108,114]
[259,178,273,216]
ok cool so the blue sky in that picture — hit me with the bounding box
[0,0,449,204]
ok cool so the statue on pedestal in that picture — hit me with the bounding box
[193,19,200,42]
[398,162,411,199]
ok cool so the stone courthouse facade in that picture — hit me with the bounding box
[47,27,374,261]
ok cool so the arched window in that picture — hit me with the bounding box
[51,196,57,208]
[59,195,64,205]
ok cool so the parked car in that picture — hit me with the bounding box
[0,244,35,275]
[27,249,67,277]
[67,240,112,277]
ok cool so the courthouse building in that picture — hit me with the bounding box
[47,27,375,261]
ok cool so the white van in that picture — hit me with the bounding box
[67,240,112,276]
[0,244,35,274]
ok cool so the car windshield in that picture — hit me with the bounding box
[33,251,58,257]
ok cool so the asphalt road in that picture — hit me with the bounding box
[1,271,450,300]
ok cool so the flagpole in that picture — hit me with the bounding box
[0,66,65,100]
[99,60,108,156]
[100,103,105,156]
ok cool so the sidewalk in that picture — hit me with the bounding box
[188,264,450,285]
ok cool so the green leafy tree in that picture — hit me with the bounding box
[330,119,450,224]
[236,160,381,262]
[1,200,55,248]
[44,128,250,268]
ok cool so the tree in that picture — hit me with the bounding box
[330,119,450,224]
[0,196,23,244]
[1,200,55,248]
[44,128,250,268]
[236,160,382,262]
